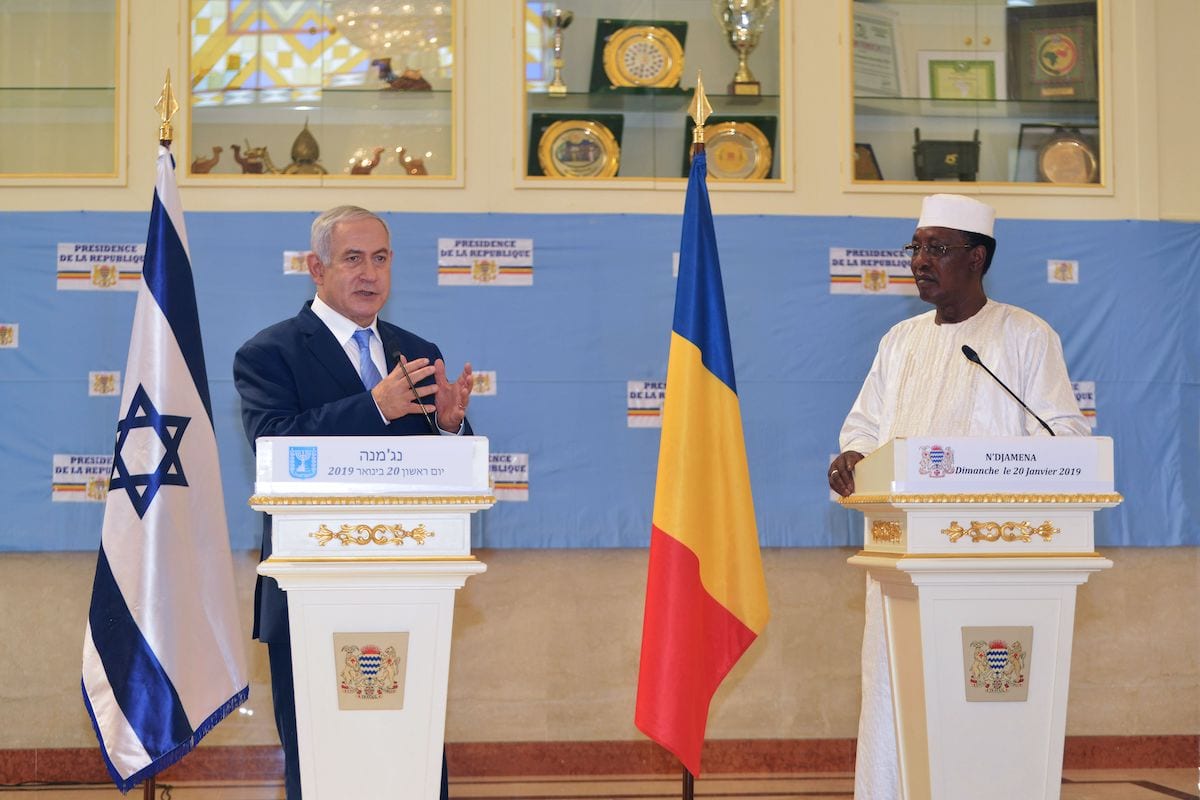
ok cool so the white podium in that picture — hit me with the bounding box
[251,436,493,800]
[844,437,1121,800]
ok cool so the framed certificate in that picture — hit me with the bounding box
[853,2,909,97]
[917,51,1005,101]
[589,18,688,93]
[527,114,624,178]
[1006,2,1098,101]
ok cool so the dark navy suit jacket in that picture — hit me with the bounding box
[233,302,471,642]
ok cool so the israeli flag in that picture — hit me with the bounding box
[82,146,248,791]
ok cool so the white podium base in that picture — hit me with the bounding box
[849,554,1111,800]
[259,559,486,800]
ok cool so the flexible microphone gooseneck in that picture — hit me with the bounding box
[392,350,439,434]
[961,344,1055,436]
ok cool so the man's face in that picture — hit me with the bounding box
[309,217,392,327]
[909,226,983,307]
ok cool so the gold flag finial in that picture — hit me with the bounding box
[688,71,713,145]
[155,69,179,146]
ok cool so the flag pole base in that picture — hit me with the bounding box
[142,776,156,799]
[682,768,694,800]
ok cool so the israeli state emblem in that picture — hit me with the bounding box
[968,639,1027,694]
[861,268,888,292]
[91,263,119,288]
[918,445,955,478]
[340,644,400,700]
[288,446,318,479]
[472,259,499,283]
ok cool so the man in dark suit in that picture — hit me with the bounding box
[234,205,472,799]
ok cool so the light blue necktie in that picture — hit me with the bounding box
[351,328,383,390]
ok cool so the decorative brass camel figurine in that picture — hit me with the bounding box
[190,146,222,174]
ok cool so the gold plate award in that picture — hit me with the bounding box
[1037,132,1098,183]
[537,119,621,178]
[703,121,772,180]
[602,26,685,88]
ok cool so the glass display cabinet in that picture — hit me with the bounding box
[0,0,125,182]
[186,0,462,184]
[851,0,1105,188]
[520,0,786,184]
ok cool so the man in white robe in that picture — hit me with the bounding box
[828,194,1088,799]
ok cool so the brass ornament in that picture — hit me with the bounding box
[1037,131,1099,183]
[702,120,771,180]
[942,520,1060,543]
[602,25,685,88]
[537,119,620,178]
[310,522,435,546]
[871,520,902,543]
[155,70,179,145]
[231,140,281,174]
[284,120,327,174]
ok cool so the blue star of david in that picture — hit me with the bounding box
[109,384,190,519]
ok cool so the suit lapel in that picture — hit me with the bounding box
[297,304,365,396]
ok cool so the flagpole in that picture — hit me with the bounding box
[677,71,712,800]
[135,67,178,800]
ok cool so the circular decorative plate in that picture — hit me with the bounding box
[602,25,685,88]
[701,121,772,180]
[537,119,620,178]
[1037,131,1098,183]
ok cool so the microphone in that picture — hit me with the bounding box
[961,345,1054,436]
[391,350,439,435]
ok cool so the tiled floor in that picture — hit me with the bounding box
[0,771,1196,800]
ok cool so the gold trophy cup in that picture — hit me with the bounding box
[712,0,776,96]
[542,9,574,97]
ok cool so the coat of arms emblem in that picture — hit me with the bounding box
[1052,260,1075,282]
[861,268,888,292]
[0,325,14,347]
[472,259,499,283]
[91,263,119,288]
[288,446,318,479]
[472,372,492,395]
[340,644,401,700]
[91,373,118,396]
[968,639,1027,694]
[86,477,109,502]
[918,445,955,477]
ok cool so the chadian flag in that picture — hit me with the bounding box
[634,148,770,776]
[82,146,248,792]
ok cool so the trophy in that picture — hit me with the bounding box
[541,8,574,97]
[712,0,776,96]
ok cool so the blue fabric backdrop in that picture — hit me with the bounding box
[1,211,1196,550]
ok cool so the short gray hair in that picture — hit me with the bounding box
[310,206,390,264]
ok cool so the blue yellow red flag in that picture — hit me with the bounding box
[634,149,770,776]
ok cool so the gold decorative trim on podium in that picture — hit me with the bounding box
[854,550,1106,560]
[839,493,1123,506]
[871,521,902,543]
[249,494,495,506]
[942,520,1059,544]
[309,523,434,547]
[268,555,479,563]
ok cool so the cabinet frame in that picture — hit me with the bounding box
[843,0,1112,196]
